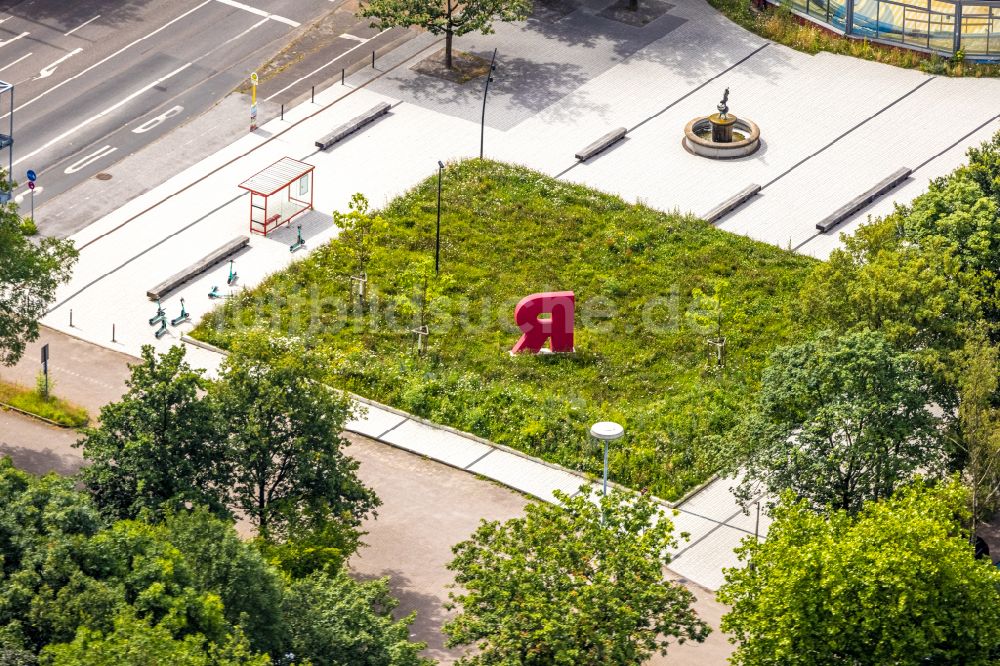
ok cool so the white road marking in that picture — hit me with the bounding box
[64,145,118,174]
[263,29,389,102]
[64,14,101,36]
[212,0,300,27]
[0,31,29,48]
[339,33,367,43]
[35,48,83,80]
[0,1,212,121]
[13,62,192,167]
[132,105,183,133]
[14,185,43,204]
[0,52,31,72]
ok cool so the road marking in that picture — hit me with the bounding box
[0,1,211,121]
[64,14,101,36]
[0,31,29,48]
[64,145,118,174]
[212,0,300,27]
[13,62,192,167]
[35,48,83,80]
[14,185,43,203]
[339,33,367,43]
[0,52,30,72]
[263,29,389,102]
[132,105,183,133]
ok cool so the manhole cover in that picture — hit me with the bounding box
[95,172,112,180]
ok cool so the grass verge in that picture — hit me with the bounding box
[710,0,1000,77]
[192,160,816,500]
[0,380,89,428]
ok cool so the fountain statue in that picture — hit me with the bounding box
[683,89,760,159]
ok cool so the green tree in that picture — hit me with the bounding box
[214,333,379,540]
[731,329,944,514]
[282,572,430,666]
[76,345,229,520]
[334,193,386,307]
[443,488,709,664]
[718,481,1000,665]
[39,612,268,666]
[360,0,530,69]
[0,173,77,366]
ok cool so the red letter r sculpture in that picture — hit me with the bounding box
[512,291,575,354]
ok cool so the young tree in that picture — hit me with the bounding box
[76,345,229,520]
[333,193,385,308]
[731,329,945,514]
[444,488,709,664]
[0,173,77,366]
[360,0,531,69]
[718,482,1000,665]
[213,332,379,540]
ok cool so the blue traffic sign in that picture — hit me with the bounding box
[26,169,36,182]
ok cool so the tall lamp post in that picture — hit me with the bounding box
[590,421,624,523]
[480,48,497,159]
[435,160,444,274]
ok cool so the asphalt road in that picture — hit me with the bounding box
[0,0,395,235]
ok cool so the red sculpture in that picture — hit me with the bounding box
[512,291,575,354]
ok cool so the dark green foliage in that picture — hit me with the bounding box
[731,329,945,514]
[0,173,77,366]
[719,482,1000,665]
[194,160,815,499]
[444,488,709,664]
[282,572,431,666]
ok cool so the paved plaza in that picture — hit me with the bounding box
[24,0,1000,625]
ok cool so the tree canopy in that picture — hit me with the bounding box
[0,174,77,366]
[444,488,709,664]
[718,481,1000,665]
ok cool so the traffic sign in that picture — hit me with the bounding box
[250,72,258,85]
[27,181,35,190]
[26,169,36,182]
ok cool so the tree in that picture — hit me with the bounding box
[718,481,1000,665]
[333,193,385,308]
[76,345,229,520]
[214,333,380,540]
[360,0,530,69]
[443,488,709,664]
[731,329,945,514]
[0,173,77,366]
[281,572,431,666]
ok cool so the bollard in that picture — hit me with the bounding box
[311,85,315,103]
[281,104,284,120]
[372,50,375,68]
[342,68,345,85]
[69,309,73,327]
[112,323,116,343]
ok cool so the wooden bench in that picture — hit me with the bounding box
[702,184,761,223]
[147,236,249,301]
[815,168,912,233]
[575,127,627,161]
[315,102,392,150]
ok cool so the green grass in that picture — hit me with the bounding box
[0,380,89,428]
[711,0,1000,78]
[193,161,816,500]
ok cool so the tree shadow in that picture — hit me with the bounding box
[0,0,155,31]
[351,567,468,663]
[0,440,83,476]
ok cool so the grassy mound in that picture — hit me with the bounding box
[194,161,815,499]
[0,379,89,428]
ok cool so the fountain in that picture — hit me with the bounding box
[683,88,760,159]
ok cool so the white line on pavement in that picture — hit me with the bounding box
[0,31,29,48]
[0,1,211,121]
[262,29,390,102]
[35,48,83,80]
[212,0,300,27]
[339,33,368,43]
[13,63,192,167]
[64,145,118,173]
[0,52,31,72]
[64,14,101,36]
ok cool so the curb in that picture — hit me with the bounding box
[0,402,86,430]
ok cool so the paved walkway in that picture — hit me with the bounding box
[27,0,997,604]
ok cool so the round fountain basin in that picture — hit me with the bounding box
[683,116,760,159]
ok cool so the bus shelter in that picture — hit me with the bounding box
[238,157,315,236]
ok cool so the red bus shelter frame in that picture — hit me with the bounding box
[238,157,315,236]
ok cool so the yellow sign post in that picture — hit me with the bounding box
[250,71,259,131]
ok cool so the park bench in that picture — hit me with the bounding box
[146,236,249,301]
[315,102,391,150]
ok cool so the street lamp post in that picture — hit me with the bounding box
[590,421,624,523]
[480,48,497,159]
[435,160,444,274]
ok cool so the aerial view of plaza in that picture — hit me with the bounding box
[2,0,1000,663]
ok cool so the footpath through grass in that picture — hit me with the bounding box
[711,0,1000,77]
[0,379,89,428]
[194,161,815,500]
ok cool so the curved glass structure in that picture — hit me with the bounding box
[768,0,1000,59]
